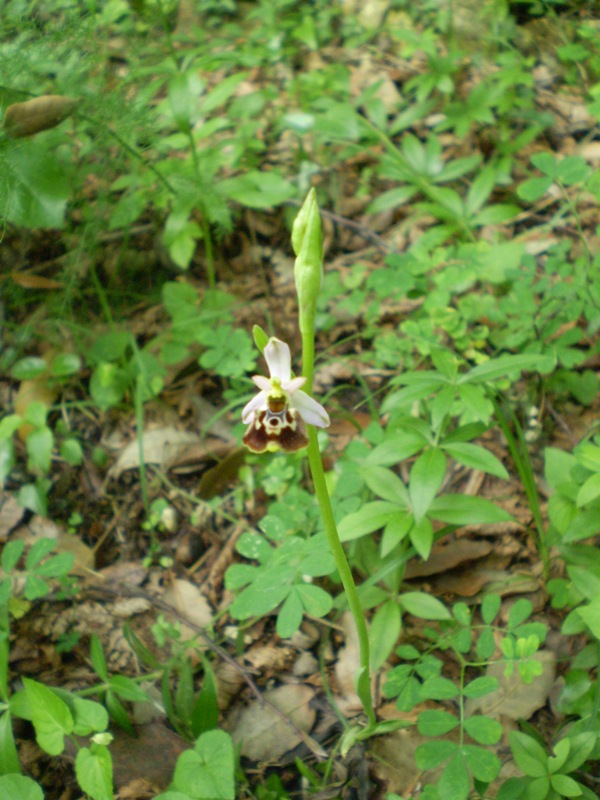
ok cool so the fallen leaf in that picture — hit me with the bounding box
[229,684,315,761]
[405,538,493,579]
[10,272,64,289]
[161,577,213,644]
[4,95,77,138]
[334,611,364,714]
[465,650,556,720]
[108,427,228,477]
[0,493,25,540]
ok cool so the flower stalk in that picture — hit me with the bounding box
[293,190,376,730]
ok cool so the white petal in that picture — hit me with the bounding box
[242,391,267,423]
[252,375,272,392]
[284,376,306,393]
[264,338,292,381]
[292,390,330,428]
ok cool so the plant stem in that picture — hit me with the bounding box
[301,319,376,730]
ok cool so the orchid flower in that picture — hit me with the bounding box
[242,337,330,453]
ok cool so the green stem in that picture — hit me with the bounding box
[301,316,376,730]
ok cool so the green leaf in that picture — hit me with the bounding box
[0,711,20,775]
[191,657,219,737]
[556,156,589,185]
[463,676,499,698]
[108,675,150,703]
[548,738,570,774]
[228,564,294,619]
[51,689,109,736]
[172,729,235,800]
[34,552,73,578]
[463,354,556,383]
[168,71,202,132]
[550,773,583,797]
[50,353,81,378]
[438,754,470,800]
[18,481,48,516]
[561,732,597,774]
[524,776,551,800]
[23,678,74,755]
[222,171,295,209]
[518,176,553,203]
[75,744,113,800]
[417,709,459,736]
[409,448,446,524]
[381,512,414,557]
[509,731,548,777]
[10,357,48,380]
[481,594,501,625]
[463,744,501,782]
[465,166,496,215]
[366,432,428,466]
[507,599,533,630]
[60,438,83,466]
[26,427,53,475]
[576,473,600,507]
[415,739,458,769]
[201,72,246,114]
[367,186,417,214]
[428,494,512,525]
[277,591,303,639]
[463,715,502,745]
[296,583,332,618]
[24,575,50,601]
[577,597,600,639]
[409,517,433,561]
[0,775,44,800]
[401,592,450,620]
[370,600,401,671]
[339,502,402,542]
[531,152,557,176]
[105,691,134,735]
[419,677,459,700]
[442,443,508,479]
[90,635,108,681]
[6,143,70,228]
[2,540,25,573]
[25,538,56,570]
[361,465,410,505]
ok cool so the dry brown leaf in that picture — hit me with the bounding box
[0,493,25,540]
[229,684,315,761]
[161,577,213,644]
[334,611,364,714]
[108,427,227,477]
[405,538,493,579]
[4,95,77,138]
[10,272,64,289]
[14,379,58,441]
[465,650,556,720]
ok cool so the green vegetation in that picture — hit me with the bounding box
[1,0,599,798]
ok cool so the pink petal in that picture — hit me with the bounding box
[242,391,267,423]
[293,390,330,428]
[264,338,292,381]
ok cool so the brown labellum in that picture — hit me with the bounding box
[4,95,78,139]
[243,402,309,454]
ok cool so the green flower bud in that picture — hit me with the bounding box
[292,188,324,333]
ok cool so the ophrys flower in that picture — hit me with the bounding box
[242,337,329,453]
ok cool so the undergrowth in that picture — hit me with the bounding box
[0,1,599,799]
